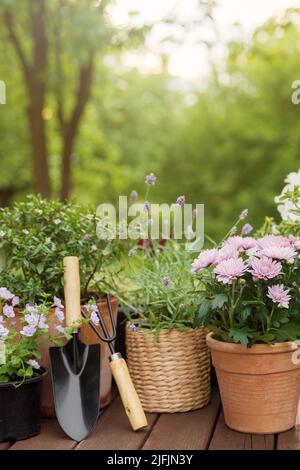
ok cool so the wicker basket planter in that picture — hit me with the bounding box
[126,324,211,413]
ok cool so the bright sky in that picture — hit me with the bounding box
[108,0,300,80]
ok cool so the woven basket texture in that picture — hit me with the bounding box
[126,325,211,413]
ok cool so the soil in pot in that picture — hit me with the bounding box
[207,332,300,434]
[0,368,48,442]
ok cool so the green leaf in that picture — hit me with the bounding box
[229,327,253,347]
[211,294,228,310]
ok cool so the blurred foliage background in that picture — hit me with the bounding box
[0,0,300,240]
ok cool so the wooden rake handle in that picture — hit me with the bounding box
[110,353,148,431]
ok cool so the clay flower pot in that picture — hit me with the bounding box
[11,297,118,417]
[207,332,300,434]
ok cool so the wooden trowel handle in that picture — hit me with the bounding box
[63,256,82,328]
[110,354,148,431]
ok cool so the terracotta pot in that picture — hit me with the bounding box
[207,332,300,434]
[9,298,118,417]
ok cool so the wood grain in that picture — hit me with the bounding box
[277,399,300,450]
[9,420,77,451]
[142,388,220,450]
[209,412,274,450]
[75,396,157,450]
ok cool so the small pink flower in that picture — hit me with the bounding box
[214,258,247,284]
[55,308,64,323]
[261,245,297,261]
[192,249,219,272]
[267,284,291,309]
[53,296,64,309]
[249,256,282,280]
[3,304,15,318]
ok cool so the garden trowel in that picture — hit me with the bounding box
[50,256,100,441]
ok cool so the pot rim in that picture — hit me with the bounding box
[0,367,48,389]
[206,332,299,354]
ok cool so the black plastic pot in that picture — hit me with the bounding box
[0,368,48,442]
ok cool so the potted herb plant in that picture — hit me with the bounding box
[0,291,68,441]
[120,239,211,413]
[193,211,300,434]
[0,195,124,415]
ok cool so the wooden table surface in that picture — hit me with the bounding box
[1,387,299,450]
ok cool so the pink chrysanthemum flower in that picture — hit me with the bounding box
[249,256,282,280]
[214,258,247,284]
[261,245,297,261]
[217,244,240,262]
[289,236,300,250]
[267,284,291,309]
[257,235,290,249]
[222,236,257,252]
[192,249,219,272]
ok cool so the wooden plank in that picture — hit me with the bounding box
[277,400,300,450]
[0,441,12,450]
[142,388,220,450]
[9,420,76,451]
[209,412,274,450]
[75,396,158,450]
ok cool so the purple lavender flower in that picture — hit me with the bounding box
[55,325,65,335]
[163,276,171,286]
[130,190,138,202]
[192,249,219,272]
[145,173,156,186]
[143,201,151,213]
[27,359,40,370]
[249,256,282,280]
[53,296,64,309]
[20,325,37,337]
[0,324,9,341]
[214,258,247,284]
[267,284,291,309]
[11,296,19,307]
[129,323,137,332]
[55,307,64,323]
[0,288,14,301]
[83,234,92,242]
[176,195,186,207]
[242,223,253,235]
[91,311,100,326]
[3,304,15,318]
[230,226,238,235]
[128,249,135,258]
[239,209,249,220]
